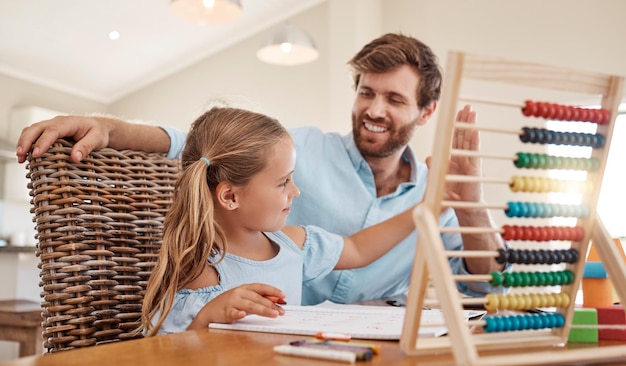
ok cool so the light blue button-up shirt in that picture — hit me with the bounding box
[162,125,503,305]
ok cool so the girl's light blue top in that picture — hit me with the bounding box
[155,227,343,335]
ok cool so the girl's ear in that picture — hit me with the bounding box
[215,182,237,210]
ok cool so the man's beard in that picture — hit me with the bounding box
[353,115,416,158]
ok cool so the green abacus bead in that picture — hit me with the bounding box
[490,271,503,286]
[519,272,531,287]
[515,152,529,168]
[536,154,547,169]
[528,272,539,286]
[529,154,540,169]
[503,273,515,287]
[590,158,600,171]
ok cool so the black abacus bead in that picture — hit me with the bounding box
[535,250,546,264]
[519,250,530,264]
[535,129,546,144]
[520,127,532,143]
[496,248,509,264]
[593,134,605,149]
[509,249,520,263]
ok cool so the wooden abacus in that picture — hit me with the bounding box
[400,51,626,365]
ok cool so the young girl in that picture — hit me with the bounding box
[140,107,417,336]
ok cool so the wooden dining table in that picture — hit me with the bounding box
[1,325,626,366]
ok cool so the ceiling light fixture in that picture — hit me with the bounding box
[257,24,319,66]
[170,0,243,25]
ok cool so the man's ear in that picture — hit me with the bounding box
[417,101,437,126]
[215,182,237,209]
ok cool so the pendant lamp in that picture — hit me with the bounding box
[257,24,319,66]
[170,0,243,25]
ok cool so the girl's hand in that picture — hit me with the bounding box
[188,283,286,330]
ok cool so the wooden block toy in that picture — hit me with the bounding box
[582,278,614,307]
[583,261,608,278]
[587,239,626,304]
[597,305,626,340]
[568,308,598,343]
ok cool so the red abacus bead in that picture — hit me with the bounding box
[553,105,565,120]
[502,225,514,240]
[588,109,601,124]
[573,227,585,241]
[526,226,538,241]
[522,100,536,117]
[600,109,611,124]
[537,226,550,241]
[546,226,556,241]
[554,227,565,240]
[578,108,589,122]
[562,107,573,121]
[536,102,550,118]
[571,107,580,121]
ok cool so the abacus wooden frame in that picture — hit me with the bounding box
[399,51,626,365]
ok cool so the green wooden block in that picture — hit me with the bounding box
[568,308,598,343]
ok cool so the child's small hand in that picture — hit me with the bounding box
[188,283,286,329]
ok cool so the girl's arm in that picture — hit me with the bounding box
[334,205,416,270]
[187,283,286,330]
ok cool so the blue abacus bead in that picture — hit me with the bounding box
[506,202,519,217]
[535,203,546,217]
[534,314,545,329]
[545,130,556,144]
[483,317,495,332]
[582,134,592,146]
[519,202,530,217]
[510,315,521,331]
[580,205,590,218]
[554,314,565,328]
[525,314,535,329]
[543,203,553,218]
[518,315,529,331]
[502,316,513,332]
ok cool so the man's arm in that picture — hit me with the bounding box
[16,114,171,163]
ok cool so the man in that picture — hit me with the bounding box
[17,33,507,305]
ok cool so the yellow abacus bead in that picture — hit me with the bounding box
[539,178,552,193]
[539,293,551,308]
[507,295,519,310]
[510,176,523,192]
[550,179,561,193]
[485,293,499,311]
[525,177,537,192]
[530,293,542,308]
[520,294,532,309]
[498,294,510,309]
[559,292,570,308]
[548,294,561,307]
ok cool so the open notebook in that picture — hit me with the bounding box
[209,301,484,340]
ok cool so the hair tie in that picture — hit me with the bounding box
[200,157,211,167]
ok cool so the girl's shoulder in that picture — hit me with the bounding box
[276,226,306,249]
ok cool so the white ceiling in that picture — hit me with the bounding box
[0,0,324,104]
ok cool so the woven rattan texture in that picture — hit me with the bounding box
[26,138,180,352]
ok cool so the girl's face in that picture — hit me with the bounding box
[234,136,300,232]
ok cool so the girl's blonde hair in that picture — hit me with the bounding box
[140,107,289,336]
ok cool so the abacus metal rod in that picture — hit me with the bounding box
[454,122,521,136]
[443,250,500,258]
[458,96,523,109]
[445,174,510,184]
[451,148,514,161]
[441,201,508,210]
[439,226,503,235]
